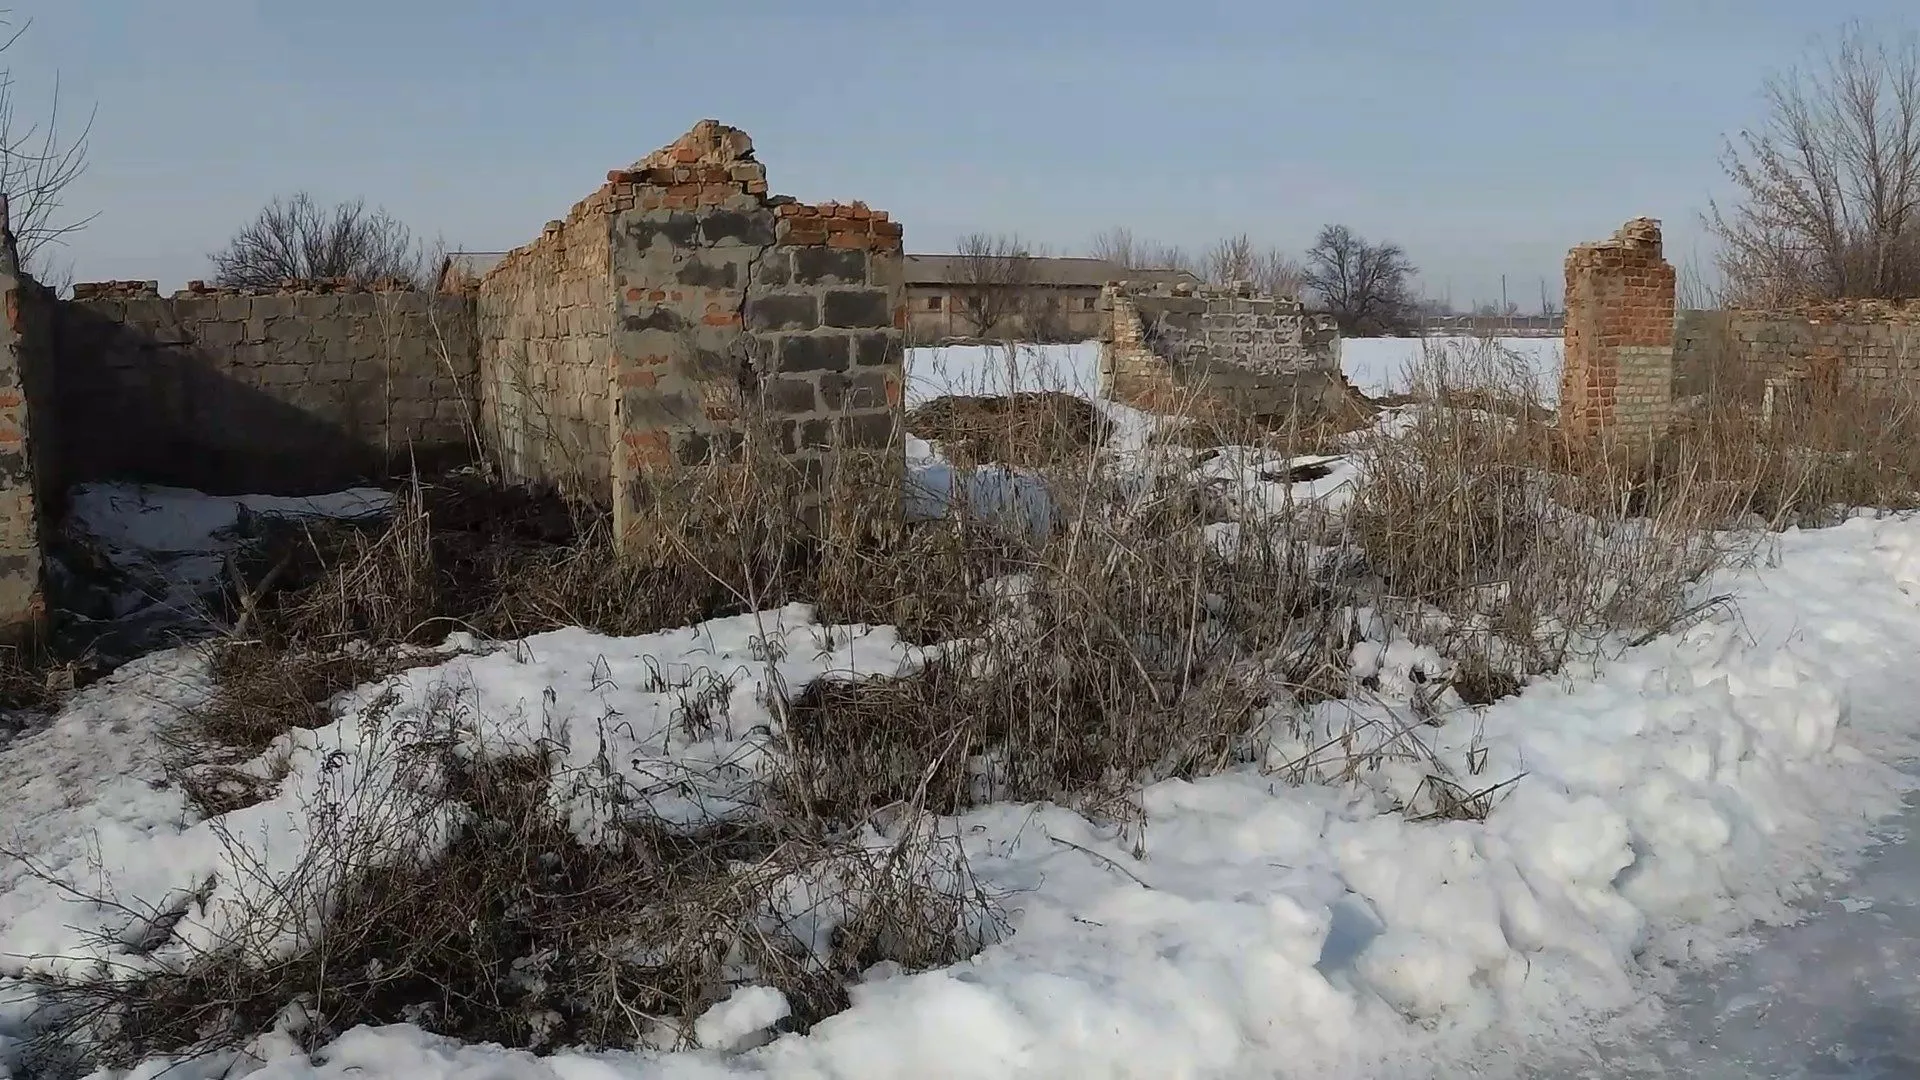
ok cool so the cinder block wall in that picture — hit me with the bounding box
[474,201,615,502]
[1561,218,1675,441]
[20,120,905,605]
[604,121,905,542]
[54,281,478,495]
[1673,302,1920,406]
[1099,282,1358,422]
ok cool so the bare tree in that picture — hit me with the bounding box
[1201,233,1307,297]
[1709,21,1920,306]
[0,13,96,276]
[1202,234,1257,286]
[212,192,425,288]
[1089,226,1138,270]
[1303,224,1418,335]
[951,231,1037,337]
[1088,226,1196,276]
[1254,249,1306,298]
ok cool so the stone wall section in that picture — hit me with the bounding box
[1099,282,1359,423]
[1099,290,1178,409]
[0,196,45,642]
[55,283,477,494]
[21,121,906,573]
[1561,218,1675,441]
[1673,303,1920,410]
[605,121,904,542]
[475,197,614,501]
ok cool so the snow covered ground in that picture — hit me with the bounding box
[903,333,1565,408]
[5,346,1919,1079]
[904,341,1103,406]
[1341,336,1564,402]
[5,508,1920,1077]
[60,483,395,621]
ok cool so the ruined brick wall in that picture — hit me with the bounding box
[1673,302,1920,408]
[1100,291,1178,408]
[53,281,477,495]
[0,197,45,641]
[1099,282,1359,423]
[1561,218,1675,441]
[475,201,614,501]
[605,121,904,542]
[18,120,901,565]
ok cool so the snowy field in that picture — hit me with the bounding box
[1341,336,1564,402]
[3,343,1918,1080]
[903,335,1565,407]
[903,341,1104,406]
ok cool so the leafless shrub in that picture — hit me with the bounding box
[1709,20,1920,306]
[1650,374,1920,529]
[1202,234,1306,297]
[211,193,426,289]
[1088,226,1196,276]
[906,391,1109,468]
[0,11,96,275]
[29,329,1846,1074]
[1349,341,1723,684]
[20,702,1001,1068]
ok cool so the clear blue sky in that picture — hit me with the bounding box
[11,0,1916,309]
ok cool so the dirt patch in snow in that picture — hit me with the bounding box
[907,392,1109,468]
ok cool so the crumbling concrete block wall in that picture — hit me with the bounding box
[1099,282,1358,422]
[0,197,44,640]
[1561,218,1675,441]
[52,281,478,495]
[1673,302,1920,410]
[24,120,902,561]
[604,121,905,541]
[474,200,614,502]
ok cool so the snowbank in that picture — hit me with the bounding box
[0,607,932,986]
[1342,336,1563,402]
[6,513,1920,1078]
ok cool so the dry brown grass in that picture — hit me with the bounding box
[46,330,1920,1071]
[1649,380,1920,529]
[25,723,1000,1067]
[1343,337,1727,684]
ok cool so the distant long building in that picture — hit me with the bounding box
[902,254,1201,343]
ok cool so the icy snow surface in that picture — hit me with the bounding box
[4,514,1920,1078]
[1528,758,1920,1077]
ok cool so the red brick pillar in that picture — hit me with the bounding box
[1561,218,1675,441]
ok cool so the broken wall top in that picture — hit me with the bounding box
[1568,217,1667,268]
[478,120,902,292]
[71,277,432,301]
[1108,279,1306,306]
[1716,297,1920,325]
